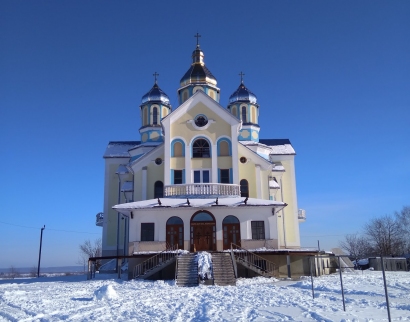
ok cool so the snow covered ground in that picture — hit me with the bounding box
[0,270,409,321]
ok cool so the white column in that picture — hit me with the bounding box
[231,125,239,184]
[256,165,261,198]
[212,144,218,183]
[142,167,147,200]
[185,144,191,183]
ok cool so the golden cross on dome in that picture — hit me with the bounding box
[194,32,201,46]
[239,71,245,83]
[153,72,159,83]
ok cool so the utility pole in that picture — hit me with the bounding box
[37,225,45,278]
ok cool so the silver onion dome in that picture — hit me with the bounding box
[229,82,257,104]
[141,83,171,105]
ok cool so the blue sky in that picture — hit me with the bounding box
[1,1,409,268]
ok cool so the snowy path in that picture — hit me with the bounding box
[0,271,409,321]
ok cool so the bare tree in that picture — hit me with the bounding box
[8,266,20,279]
[395,206,410,254]
[78,238,102,270]
[364,215,405,256]
[339,234,371,259]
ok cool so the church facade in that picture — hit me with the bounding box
[100,39,306,260]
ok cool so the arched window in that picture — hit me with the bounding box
[166,216,183,249]
[154,181,163,198]
[219,140,229,156]
[242,106,247,123]
[143,107,148,126]
[174,142,183,157]
[192,139,210,158]
[240,179,249,197]
[183,90,188,102]
[153,107,158,125]
[252,106,257,123]
[232,106,237,117]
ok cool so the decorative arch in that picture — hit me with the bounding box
[154,181,163,198]
[171,138,186,157]
[231,105,237,117]
[166,216,184,249]
[152,106,158,125]
[222,215,241,249]
[190,210,216,252]
[241,105,247,123]
[192,137,211,158]
[217,137,232,156]
[143,106,148,126]
[251,105,257,124]
[240,179,249,197]
[182,90,189,102]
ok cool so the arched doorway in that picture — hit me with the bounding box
[166,216,184,249]
[190,211,216,252]
[222,215,241,250]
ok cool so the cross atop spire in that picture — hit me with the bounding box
[153,72,159,84]
[194,32,201,47]
[239,71,245,83]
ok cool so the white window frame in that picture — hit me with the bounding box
[192,169,211,183]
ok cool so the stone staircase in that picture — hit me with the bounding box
[212,253,236,286]
[176,253,199,287]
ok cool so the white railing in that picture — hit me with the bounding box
[164,183,240,198]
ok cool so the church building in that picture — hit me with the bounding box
[99,37,308,279]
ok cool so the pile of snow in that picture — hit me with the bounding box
[94,284,118,301]
[0,271,409,320]
[197,251,213,279]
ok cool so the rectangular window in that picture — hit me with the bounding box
[141,223,154,241]
[193,170,210,183]
[174,170,183,184]
[220,169,230,184]
[251,221,265,240]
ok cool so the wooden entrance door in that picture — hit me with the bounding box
[190,211,216,252]
[166,216,184,249]
[222,215,241,250]
[191,223,215,251]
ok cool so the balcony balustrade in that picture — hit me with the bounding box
[164,183,240,198]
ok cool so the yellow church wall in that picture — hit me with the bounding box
[106,163,122,247]
[279,159,298,246]
[260,168,271,200]
[146,160,165,199]
[191,158,212,169]
[133,170,143,202]
[217,156,232,169]
[170,157,185,169]
[171,102,231,142]
[238,161,258,198]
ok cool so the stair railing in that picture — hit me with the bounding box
[133,244,179,279]
[231,243,278,277]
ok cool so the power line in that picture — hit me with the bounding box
[0,220,100,235]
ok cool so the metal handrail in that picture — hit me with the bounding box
[133,244,180,279]
[231,243,278,277]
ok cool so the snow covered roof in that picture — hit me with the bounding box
[113,197,286,215]
[241,139,296,155]
[104,141,140,158]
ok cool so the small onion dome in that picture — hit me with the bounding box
[141,83,171,105]
[180,45,217,86]
[229,82,257,104]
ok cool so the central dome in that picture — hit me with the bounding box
[180,45,217,86]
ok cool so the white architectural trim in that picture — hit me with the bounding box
[142,167,147,200]
[256,165,262,198]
